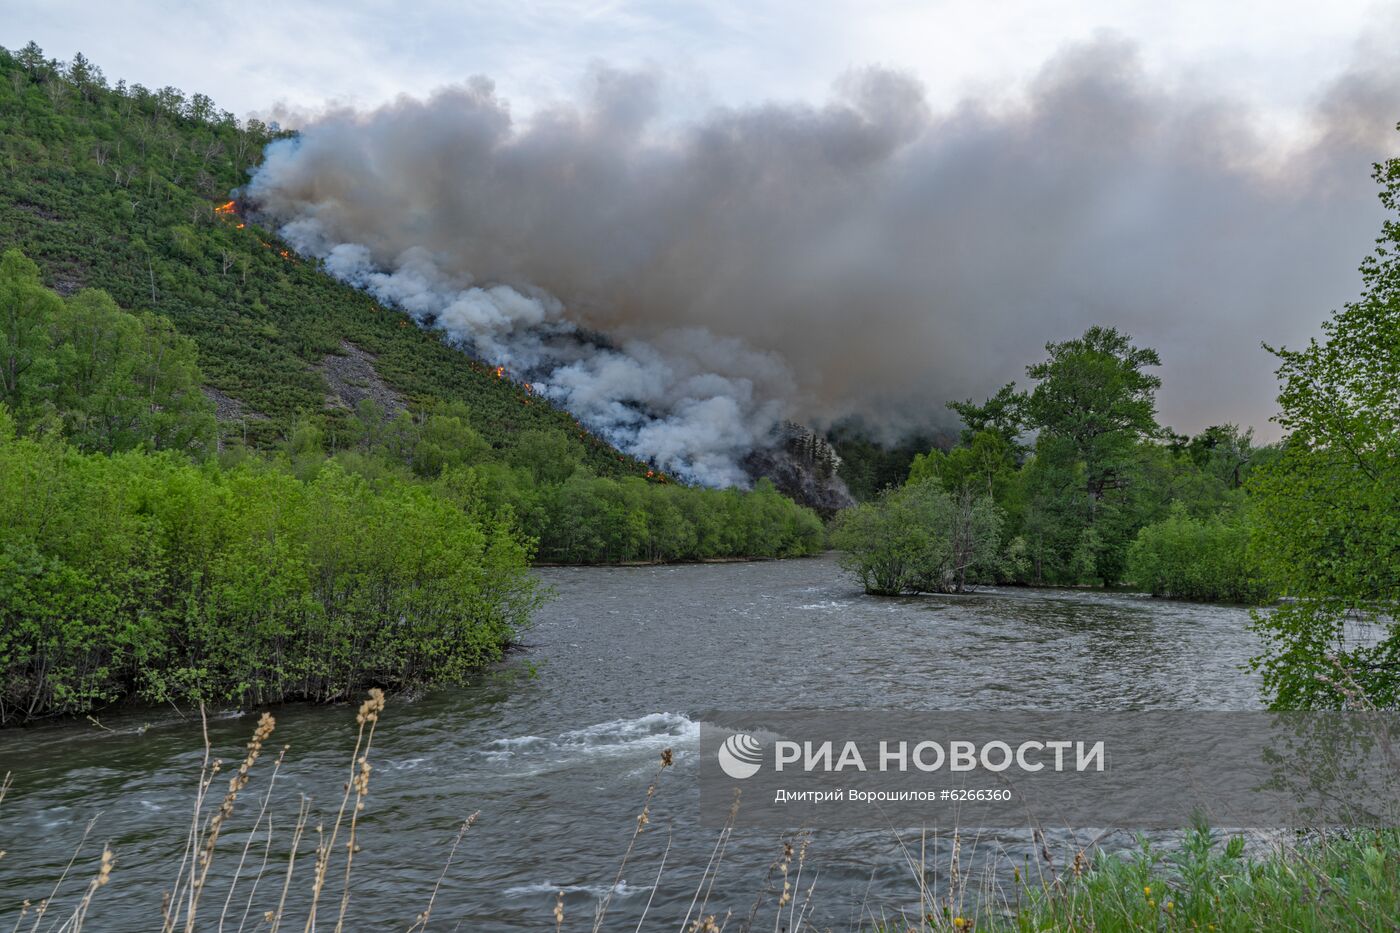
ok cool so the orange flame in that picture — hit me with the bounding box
[214,200,236,214]
[235,222,245,229]
[494,366,505,379]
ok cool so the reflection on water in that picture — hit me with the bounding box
[0,555,1262,930]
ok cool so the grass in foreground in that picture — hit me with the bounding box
[1004,824,1400,932]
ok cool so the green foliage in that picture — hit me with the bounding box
[0,425,542,724]
[830,483,1002,595]
[1010,826,1400,932]
[1127,504,1271,604]
[899,326,1271,592]
[1024,326,1162,494]
[1019,326,1164,585]
[0,248,62,409]
[334,401,824,564]
[514,471,821,564]
[2,247,215,453]
[947,381,1025,445]
[1249,141,1400,710]
[908,430,1020,502]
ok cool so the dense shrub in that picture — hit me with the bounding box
[1126,505,1271,604]
[0,421,540,723]
[830,482,1002,595]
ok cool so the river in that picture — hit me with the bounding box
[0,555,1263,930]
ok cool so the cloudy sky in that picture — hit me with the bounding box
[6,2,1399,441]
[5,1,1385,127]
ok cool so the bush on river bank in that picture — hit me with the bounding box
[830,483,1003,595]
[1126,505,1272,604]
[0,420,541,724]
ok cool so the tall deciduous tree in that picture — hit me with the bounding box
[1017,326,1163,584]
[1024,325,1162,502]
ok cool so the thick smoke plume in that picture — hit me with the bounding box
[247,37,1398,482]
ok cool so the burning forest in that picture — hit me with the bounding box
[242,41,1397,492]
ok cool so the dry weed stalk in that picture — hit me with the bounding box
[689,790,742,931]
[220,744,290,933]
[165,704,217,933]
[408,811,479,933]
[1,688,494,932]
[267,794,312,933]
[0,771,9,871]
[177,712,277,932]
[590,746,674,933]
[24,814,98,933]
[52,845,114,933]
[631,830,671,932]
[303,687,384,932]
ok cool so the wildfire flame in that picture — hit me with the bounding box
[214,200,236,215]
[494,366,505,379]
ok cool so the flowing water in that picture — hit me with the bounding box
[0,555,1263,930]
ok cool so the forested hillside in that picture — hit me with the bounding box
[0,43,823,567]
[0,44,643,464]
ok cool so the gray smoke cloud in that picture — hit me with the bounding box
[246,35,1399,482]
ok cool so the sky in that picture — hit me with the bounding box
[5,2,1399,443]
[4,1,1385,128]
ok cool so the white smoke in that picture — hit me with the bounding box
[274,216,791,486]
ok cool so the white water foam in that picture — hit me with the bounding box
[482,712,698,763]
[504,880,651,900]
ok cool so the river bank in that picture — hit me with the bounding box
[0,555,1269,929]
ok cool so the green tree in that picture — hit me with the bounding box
[1185,424,1256,490]
[15,42,46,75]
[1020,326,1163,584]
[0,249,60,410]
[1249,142,1400,709]
[507,428,583,485]
[49,288,214,454]
[909,429,1018,501]
[832,483,1002,595]
[947,381,1026,446]
[1024,325,1162,502]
